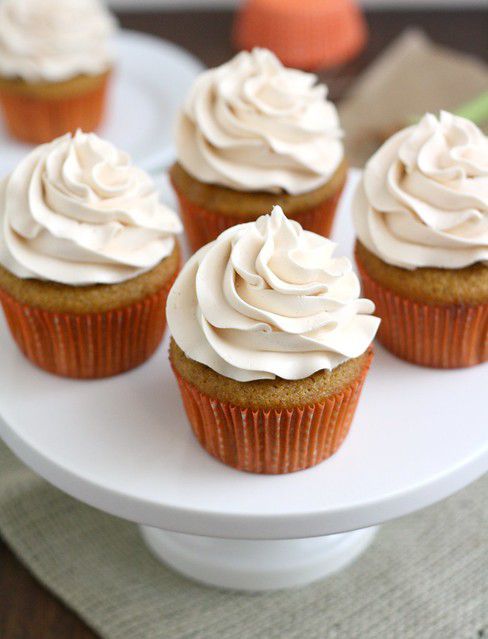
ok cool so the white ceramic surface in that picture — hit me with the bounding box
[0,172,487,542]
[141,526,379,590]
[0,30,203,176]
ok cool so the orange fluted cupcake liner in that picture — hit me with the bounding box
[173,185,344,254]
[0,275,176,379]
[234,0,367,70]
[357,257,488,369]
[0,74,110,144]
[171,352,372,474]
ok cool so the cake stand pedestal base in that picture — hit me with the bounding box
[140,526,379,591]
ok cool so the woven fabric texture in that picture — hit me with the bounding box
[0,441,486,639]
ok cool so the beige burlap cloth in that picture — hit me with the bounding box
[0,440,486,639]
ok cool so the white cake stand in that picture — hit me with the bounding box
[0,176,487,591]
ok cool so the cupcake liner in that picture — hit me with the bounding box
[233,0,367,70]
[0,274,176,379]
[172,183,344,253]
[171,352,372,474]
[0,74,109,144]
[357,257,488,369]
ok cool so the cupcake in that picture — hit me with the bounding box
[167,206,379,474]
[171,48,346,253]
[0,131,182,379]
[353,111,488,369]
[0,0,116,144]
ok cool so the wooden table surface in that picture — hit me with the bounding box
[1,7,487,639]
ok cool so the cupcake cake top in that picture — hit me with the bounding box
[353,111,488,270]
[0,131,182,286]
[167,206,379,381]
[176,48,343,196]
[0,0,116,83]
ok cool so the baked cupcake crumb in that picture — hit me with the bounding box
[0,242,180,314]
[356,241,488,306]
[170,160,347,219]
[170,339,372,410]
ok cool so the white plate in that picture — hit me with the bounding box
[0,30,203,176]
[0,171,487,541]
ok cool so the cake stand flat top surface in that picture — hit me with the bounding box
[0,173,487,540]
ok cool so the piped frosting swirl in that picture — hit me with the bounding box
[0,131,182,285]
[176,48,344,195]
[0,0,116,83]
[167,206,379,381]
[353,111,488,269]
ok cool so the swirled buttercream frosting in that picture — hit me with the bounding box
[167,206,379,381]
[0,0,116,83]
[353,111,488,269]
[176,48,344,195]
[0,131,182,285]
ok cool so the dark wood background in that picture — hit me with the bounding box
[119,8,488,101]
[1,7,487,639]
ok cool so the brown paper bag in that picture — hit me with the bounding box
[339,30,488,167]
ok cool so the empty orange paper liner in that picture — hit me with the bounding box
[234,0,367,70]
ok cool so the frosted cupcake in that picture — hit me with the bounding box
[167,206,379,474]
[0,0,117,144]
[0,131,182,378]
[353,112,488,368]
[171,48,346,252]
